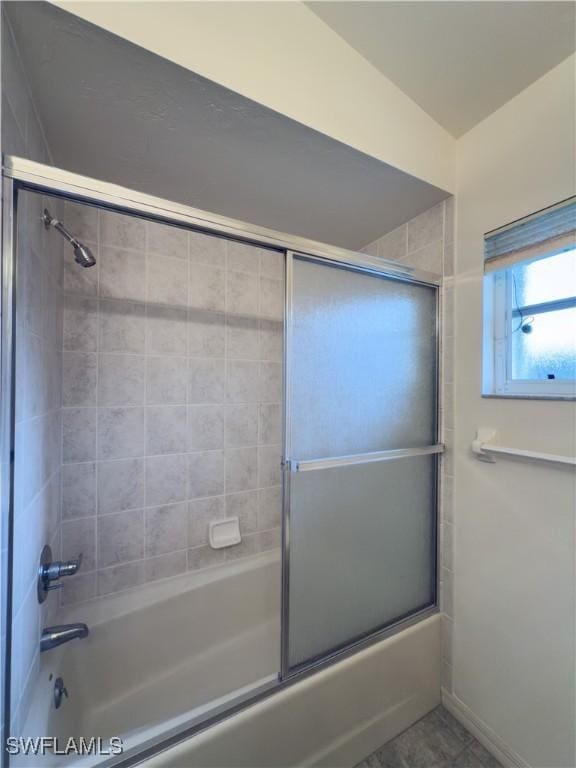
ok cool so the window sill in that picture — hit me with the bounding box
[482,393,576,402]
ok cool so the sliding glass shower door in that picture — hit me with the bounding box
[284,253,439,673]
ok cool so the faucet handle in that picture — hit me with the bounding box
[59,553,83,577]
[37,546,84,604]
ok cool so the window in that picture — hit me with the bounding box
[483,198,576,398]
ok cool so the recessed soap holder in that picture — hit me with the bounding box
[209,517,241,549]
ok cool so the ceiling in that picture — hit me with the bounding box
[5,2,448,251]
[307,1,576,137]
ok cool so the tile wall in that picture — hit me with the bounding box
[60,202,283,606]
[362,198,456,693]
[2,11,62,735]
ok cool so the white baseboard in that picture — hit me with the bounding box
[442,689,531,768]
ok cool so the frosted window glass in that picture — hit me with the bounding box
[288,456,437,669]
[511,307,576,381]
[291,258,437,460]
[512,249,576,306]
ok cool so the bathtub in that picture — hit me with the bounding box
[21,552,280,765]
[20,551,440,767]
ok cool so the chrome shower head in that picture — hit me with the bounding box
[43,209,96,268]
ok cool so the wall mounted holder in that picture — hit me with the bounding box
[472,428,576,467]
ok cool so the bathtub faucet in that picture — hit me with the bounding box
[40,623,89,652]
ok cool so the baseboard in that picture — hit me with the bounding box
[442,689,531,768]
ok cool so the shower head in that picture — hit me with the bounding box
[42,209,96,268]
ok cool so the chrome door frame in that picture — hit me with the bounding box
[1,156,441,768]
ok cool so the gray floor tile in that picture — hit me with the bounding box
[357,707,503,768]
[468,739,502,768]
[449,747,485,768]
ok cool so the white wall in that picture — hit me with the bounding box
[451,55,575,768]
[54,0,454,193]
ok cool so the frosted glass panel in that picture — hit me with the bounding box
[511,307,576,380]
[512,249,576,306]
[291,258,437,460]
[288,456,437,668]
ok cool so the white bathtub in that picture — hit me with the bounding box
[21,552,280,765]
[21,551,440,767]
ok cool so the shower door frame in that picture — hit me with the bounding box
[1,155,442,768]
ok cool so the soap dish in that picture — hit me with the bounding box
[209,517,241,549]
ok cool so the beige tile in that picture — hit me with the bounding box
[225,534,259,561]
[188,405,224,451]
[226,241,261,274]
[444,198,455,245]
[99,299,145,353]
[147,220,188,260]
[259,249,284,279]
[98,561,145,596]
[61,572,97,606]
[145,453,188,506]
[258,445,282,488]
[62,517,96,571]
[97,458,144,515]
[188,310,225,357]
[259,362,282,402]
[226,271,258,316]
[407,203,443,253]
[99,246,146,302]
[64,200,98,243]
[226,361,259,403]
[226,315,259,359]
[100,210,145,250]
[379,225,407,262]
[188,451,225,498]
[62,462,96,519]
[257,528,281,551]
[189,231,226,267]
[258,486,282,530]
[225,447,258,493]
[145,551,187,582]
[259,319,283,361]
[225,404,258,447]
[226,490,258,534]
[146,405,187,455]
[64,248,99,297]
[188,496,225,548]
[97,406,145,459]
[189,263,225,311]
[145,502,187,557]
[97,509,144,568]
[403,241,443,274]
[187,545,225,571]
[63,296,98,352]
[146,356,187,405]
[147,253,188,307]
[259,403,282,445]
[98,354,145,406]
[259,277,283,320]
[444,242,454,278]
[146,305,187,356]
[188,358,225,404]
[62,407,96,463]
[63,352,97,406]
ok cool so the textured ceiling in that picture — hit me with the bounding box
[5,1,448,250]
[308,1,576,137]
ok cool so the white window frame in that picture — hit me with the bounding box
[483,260,576,399]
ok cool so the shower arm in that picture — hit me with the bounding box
[42,212,82,248]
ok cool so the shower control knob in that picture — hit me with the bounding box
[37,546,84,604]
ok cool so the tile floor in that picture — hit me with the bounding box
[356,706,502,768]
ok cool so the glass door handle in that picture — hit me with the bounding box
[286,444,444,473]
